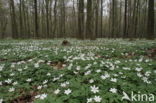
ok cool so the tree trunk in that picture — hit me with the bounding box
[34,0,39,38]
[78,0,84,39]
[147,0,154,39]
[86,0,95,40]
[45,0,49,38]
[10,0,18,39]
[123,0,128,38]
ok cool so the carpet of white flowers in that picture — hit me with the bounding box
[0,39,156,103]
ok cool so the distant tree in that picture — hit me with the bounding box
[34,0,39,38]
[60,0,66,38]
[53,0,58,37]
[45,0,50,38]
[19,0,23,38]
[95,0,100,38]
[100,0,103,38]
[10,0,18,38]
[147,0,155,39]
[0,1,7,38]
[86,0,95,40]
[123,0,128,38]
[78,0,84,39]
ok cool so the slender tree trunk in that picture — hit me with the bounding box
[147,0,154,39]
[19,0,23,38]
[123,0,128,38]
[95,0,99,38]
[86,0,95,40]
[34,0,39,38]
[53,0,57,38]
[60,0,66,38]
[78,0,84,39]
[45,0,49,38]
[100,0,103,38]
[10,0,18,39]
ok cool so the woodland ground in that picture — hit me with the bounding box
[0,39,156,103]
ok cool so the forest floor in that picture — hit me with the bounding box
[0,39,156,103]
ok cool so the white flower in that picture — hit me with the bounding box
[123,67,131,70]
[96,69,101,73]
[87,98,93,103]
[53,77,60,81]
[145,71,151,77]
[10,73,15,76]
[0,99,3,103]
[54,89,60,94]
[89,79,94,83]
[110,65,115,70]
[9,87,15,92]
[37,85,42,90]
[101,72,110,80]
[18,69,22,72]
[34,63,39,68]
[38,60,45,63]
[5,79,12,84]
[43,84,47,88]
[64,89,72,95]
[109,88,117,93]
[0,65,4,71]
[119,72,123,75]
[135,67,143,72]
[24,66,28,70]
[40,94,47,100]
[145,59,149,62]
[60,82,69,87]
[85,70,91,75]
[65,81,70,85]
[13,81,18,85]
[11,64,15,68]
[35,94,47,100]
[90,85,99,94]
[110,78,117,83]
[47,73,51,76]
[94,96,102,102]
[76,66,81,71]
[73,71,78,74]
[43,80,48,84]
[142,77,148,82]
[137,73,143,77]
[26,78,32,82]
[59,74,64,77]
[142,77,151,84]
[115,60,120,64]
[113,74,118,77]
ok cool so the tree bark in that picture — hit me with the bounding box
[147,0,154,39]
[34,0,39,38]
[78,0,84,39]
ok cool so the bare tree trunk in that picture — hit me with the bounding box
[123,0,128,38]
[147,0,154,39]
[19,0,23,38]
[95,0,99,38]
[53,0,57,38]
[78,0,84,39]
[86,0,95,40]
[10,0,18,38]
[100,0,103,38]
[60,0,66,38]
[34,0,39,38]
[45,0,49,38]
